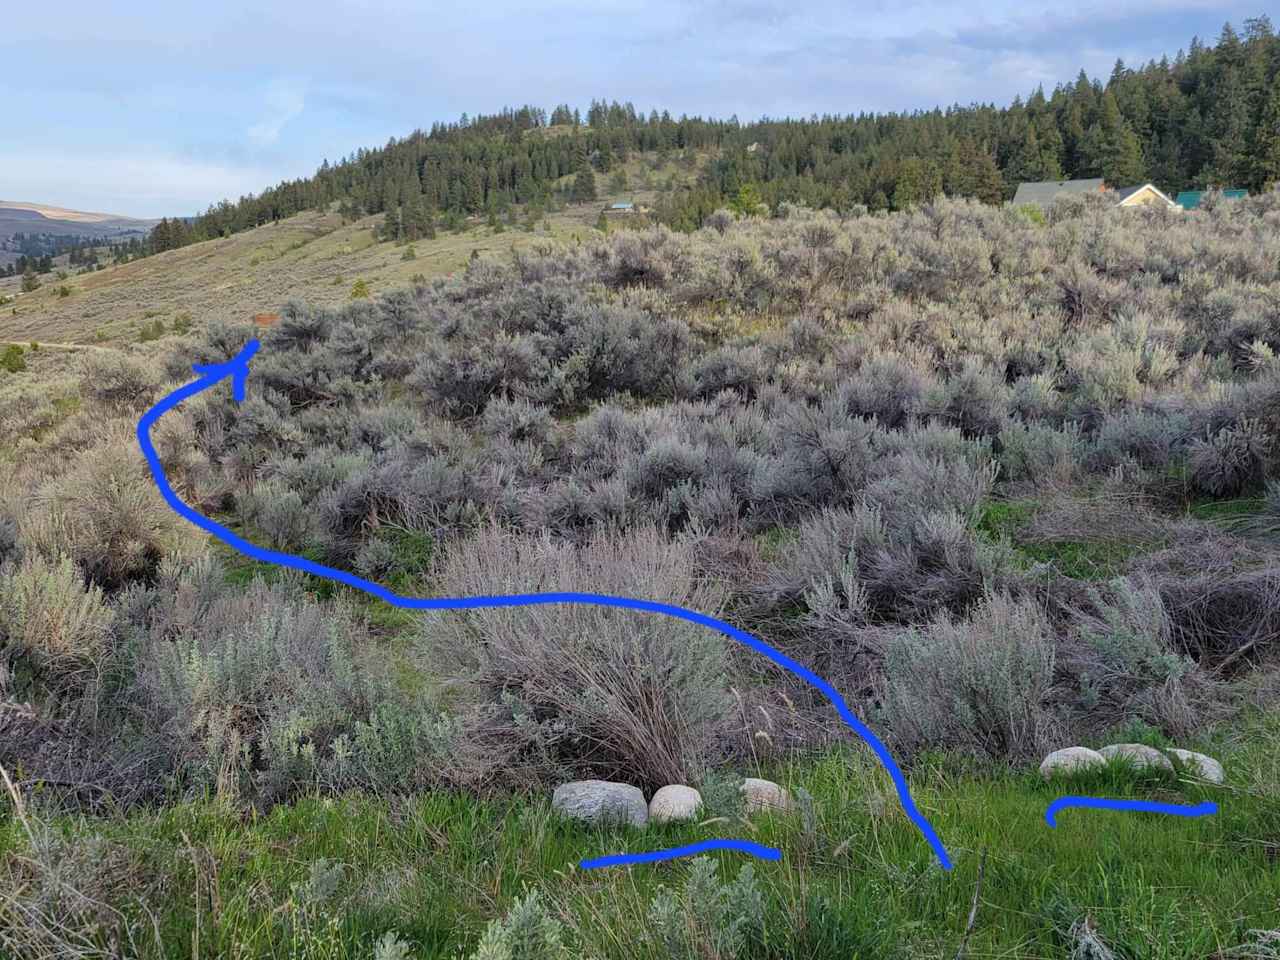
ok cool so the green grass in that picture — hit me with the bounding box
[1187,496,1266,522]
[4,714,1276,959]
[976,499,1152,580]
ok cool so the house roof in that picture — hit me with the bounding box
[1112,183,1177,207]
[609,201,634,210]
[1011,178,1106,206]
[1175,189,1248,210]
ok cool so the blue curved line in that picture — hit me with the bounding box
[580,839,782,869]
[135,339,953,871]
[1045,796,1218,827]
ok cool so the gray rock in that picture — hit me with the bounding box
[1039,746,1106,780]
[1099,743,1174,773]
[551,780,647,827]
[649,785,702,824]
[1165,748,1224,784]
[741,777,791,814]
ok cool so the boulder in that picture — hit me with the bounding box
[1165,748,1224,784]
[648,785,703,824]
[741,777,791,814]
[552,780,647,827]
[1098,743,1174,773]
[1039,746,1106,780]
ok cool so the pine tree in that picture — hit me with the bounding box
[571,167,598,202]
[1257,81,1280,190]
[383,204,402,241]
[402,191,429,241]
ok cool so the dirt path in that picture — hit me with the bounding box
[0,340,115,353]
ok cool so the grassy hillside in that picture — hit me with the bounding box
[4,194,1280,958]
[0,209,580,345]
[0,153,700,346]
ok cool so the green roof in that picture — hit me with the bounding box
[1176,189,1247,210]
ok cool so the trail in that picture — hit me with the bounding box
[1,340,115,353]
[136,338,955,872]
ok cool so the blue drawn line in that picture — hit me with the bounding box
[1045,797,1218,827]
[136,339,953,871]
[581,839,782,869]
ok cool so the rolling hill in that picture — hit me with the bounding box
[0,200,158,242]
[0,155,689,345]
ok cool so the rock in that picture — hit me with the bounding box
[1039,746,1106,780]
[741,777,791,814]
[1165,748,1224,784]
[1098,743,1174,773]
[552,780,647,827]
[649,785,702,824]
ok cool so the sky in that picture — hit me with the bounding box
[0,0,1260,218]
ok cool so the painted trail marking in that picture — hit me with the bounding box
[137,339,953,871]
[580,839,783,869]
[1045,797,1218,827]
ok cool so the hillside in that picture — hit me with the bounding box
[0,201,157,269]
[0,160,685,344]
[123,19,1280,260]
[4,193,1280,957]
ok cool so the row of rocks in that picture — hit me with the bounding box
[551,777,792,828]
[1039,744,1224,783]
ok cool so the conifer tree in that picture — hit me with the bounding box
[571,167,598,202]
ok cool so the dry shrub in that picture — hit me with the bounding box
[1188,418,1272,497]
[78,351,161,410]
[423,523,734,788]
[1130,530,1280,672]
[0,556,114,693]
[1019,494,1168,549]
[0,767,157,960]
[1064,577,1217,738]
[19,432,199,591]
[877,592,1060,760]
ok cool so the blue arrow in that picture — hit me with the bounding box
[136,339,953,871]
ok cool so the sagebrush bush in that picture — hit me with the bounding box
[765,504,1019,630]
[1066,577,1206,737]
[878,592,1059,759]
[466,890,572,960]
[1189,418,1271,497]
[422,524,734,788]
[646,858,764,960]
[0,555,114,693]
[128,555,448,802]
[20,438,197,590]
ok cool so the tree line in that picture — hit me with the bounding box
[148,18,1279,250]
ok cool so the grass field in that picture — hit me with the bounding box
[3,715,1275,959]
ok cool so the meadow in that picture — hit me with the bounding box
[2,190,1280,957]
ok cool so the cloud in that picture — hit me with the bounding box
[247,82,307,147]
[0,148,279,218]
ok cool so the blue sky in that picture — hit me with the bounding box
[0,1,1257,218]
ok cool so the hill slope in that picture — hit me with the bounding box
[0,187,664,344]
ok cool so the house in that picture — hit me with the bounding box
[1175,189,1248,211]
[1111,183,1179,209]
[1011,177,1107,207]
[602,201,638,217]
[1012,178,1178,210]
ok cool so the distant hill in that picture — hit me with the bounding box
[0,201,159,267]
[0,200,158,237]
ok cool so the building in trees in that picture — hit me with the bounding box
[1010,177,1107,206]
